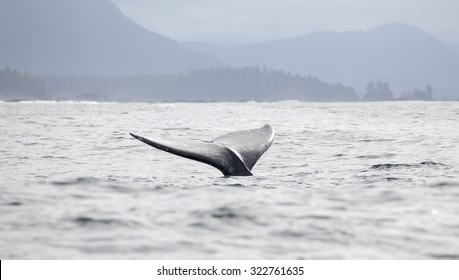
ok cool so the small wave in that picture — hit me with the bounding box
[371,162,447,170]
[385,177,404,181]
[101,184,137,193]
[211,207,241,219]
[163,127,192,131]
[73,216,116,225]
[51,177,99,186]
[358,138,394,142]
[306,214,332,220]
[41,155,70,159]
[419,161,446,166]
[188,221,208,228]
[429,254,459,260]
[428,182,459,188]
[193,207,256,222]
[274,230,305,238]
[50,177,135,193]
[220,183,246,187]
[2,201,23,207]
[357,153,395,159]
[371,163,413,169]
[24,142,39,146]
[71,216,141,227]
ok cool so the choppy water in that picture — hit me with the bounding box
[1,101,458,259]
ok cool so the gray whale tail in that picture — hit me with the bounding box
[130,124,274,176]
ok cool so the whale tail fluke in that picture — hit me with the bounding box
[130,124,274,176]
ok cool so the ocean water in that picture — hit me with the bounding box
[0,101,458,259]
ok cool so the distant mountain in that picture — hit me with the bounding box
[184,23,459,100]
[0,0,223,75]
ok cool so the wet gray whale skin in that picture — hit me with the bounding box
[130,124,274,176]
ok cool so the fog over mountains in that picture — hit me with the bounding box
[186,23,459,100]
[1,0,458,100]
[0,0,223,75]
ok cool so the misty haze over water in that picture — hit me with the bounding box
[1,0,459,101]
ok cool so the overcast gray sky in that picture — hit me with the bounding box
[111,0,458,44]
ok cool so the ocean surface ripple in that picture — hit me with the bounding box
[0,101,458,259]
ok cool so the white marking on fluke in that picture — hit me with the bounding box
[130,124,275,176]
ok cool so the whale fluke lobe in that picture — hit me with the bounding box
[130,124,274,176]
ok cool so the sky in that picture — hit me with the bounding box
[111,0,458,45]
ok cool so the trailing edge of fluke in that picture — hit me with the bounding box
[130,124,275,176]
